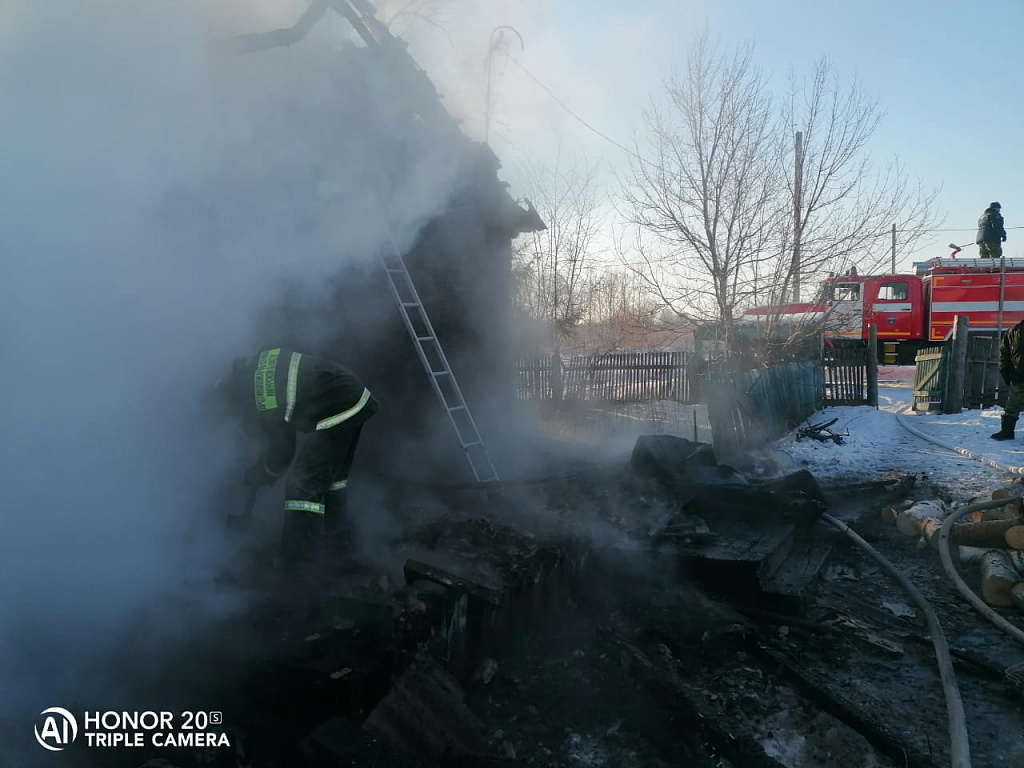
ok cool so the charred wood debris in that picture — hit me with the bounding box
[106,438,1024,768]
[795,417,847,445]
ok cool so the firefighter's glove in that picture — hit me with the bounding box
[243,464,276,488]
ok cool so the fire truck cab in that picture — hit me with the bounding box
[824,273,924,344]
[741,257,1024,364]
[822,258,1024,363]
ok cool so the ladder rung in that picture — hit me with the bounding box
[463,441,481,449]
[401,302,421,309]
[431,371,450,377]
[448,406,466,413]
[416,336,435,342]
[385,267,406,273]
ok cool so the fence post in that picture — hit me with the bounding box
[551,351,563,402]
[866,324,879,408]
[946,315,969,414]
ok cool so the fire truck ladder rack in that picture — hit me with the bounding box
[930,257,1024,270]
[380,247,499,485]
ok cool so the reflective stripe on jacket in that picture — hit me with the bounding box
[250,348,375,433]
[246,348,377,475]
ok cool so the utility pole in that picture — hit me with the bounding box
[791,131,803,302]
[891,224,896,273]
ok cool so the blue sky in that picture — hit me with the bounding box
[418,0,1024,271]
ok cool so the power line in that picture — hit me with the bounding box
[505,55,647,165]
[910,226,1024,233]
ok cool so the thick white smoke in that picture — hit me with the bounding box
[0,0,471,734]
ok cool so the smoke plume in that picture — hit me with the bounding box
[0,0,478,738]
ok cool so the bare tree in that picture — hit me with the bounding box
[512,154,606,354]
[621,36,939,357]
[779,60,938,298]
[620,34,785,352]
[578,269,663,353]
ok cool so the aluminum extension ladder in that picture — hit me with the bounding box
[380,247,499,484]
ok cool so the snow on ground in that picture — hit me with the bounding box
[781,367,1019,501]
[534,365,1024,501]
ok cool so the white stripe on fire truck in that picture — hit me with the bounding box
[931,301,1024,313]
[870,303,912,312]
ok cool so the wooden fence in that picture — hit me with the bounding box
[706,361,824,458]
[516,351,702,404]
[912,346,947,412]
[914,335,1007,412]
[965,335,1005,409]
[823,339,876,407]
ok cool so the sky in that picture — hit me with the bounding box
[390,0,1024,273]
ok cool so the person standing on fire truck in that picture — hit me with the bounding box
[217,348,378,565]
[993,320,1024,440]
[977,202,1007,259]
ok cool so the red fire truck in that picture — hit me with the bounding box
[744,256,1024,364]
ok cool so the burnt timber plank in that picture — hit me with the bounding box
[403,559,503,606]
[756,533,833,612]
[677,523,795,596]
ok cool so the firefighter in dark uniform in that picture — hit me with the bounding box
[222,348,378,563]
[994,320,1024,440]
[977,202,1007,259]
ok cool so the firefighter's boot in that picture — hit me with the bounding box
[323,489,353,564]
[279,507,325,567]
[991,415,1018,441]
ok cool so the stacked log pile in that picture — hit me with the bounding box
[881,486,1024,609]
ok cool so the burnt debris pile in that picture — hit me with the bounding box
[91,435,945,768]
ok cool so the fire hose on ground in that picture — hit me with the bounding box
[895,414,1024,647]
[823,513,972,768]
[895,413,1024,475]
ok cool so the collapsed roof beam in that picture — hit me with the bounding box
[223,0,329,54]
[222,0,393,55]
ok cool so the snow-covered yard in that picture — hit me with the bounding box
[782,367,1023,500]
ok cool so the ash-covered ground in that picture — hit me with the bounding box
[10,406,1024,768]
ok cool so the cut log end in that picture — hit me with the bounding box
[1005,526,1024,550]
[918,518,944,549]
[981,551,1021,608]
[881,499,914,526]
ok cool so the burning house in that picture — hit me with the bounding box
[165,0,546,485]
[12,4,1024,768]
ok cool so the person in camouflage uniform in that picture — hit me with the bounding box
[993,319,1024,440]
[977,202,1007,259]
